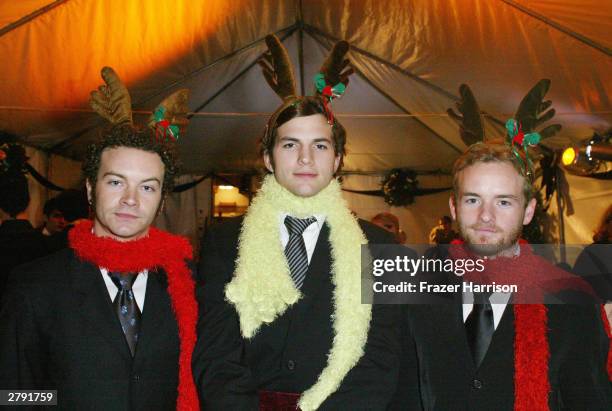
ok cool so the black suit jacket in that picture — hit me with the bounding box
[0,248,182,410]
[193,217,407,410]
[0,219,49,300]
[394,293,612,410]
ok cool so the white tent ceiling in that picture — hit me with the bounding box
[1,0,611,246]
[1,0,610,175]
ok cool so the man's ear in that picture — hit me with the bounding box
[522,197,537,225]
[333,154,342,174]
[157,198,166,216]
[449,195,457,221]
[263,151,274,173]
[85,179,93,205]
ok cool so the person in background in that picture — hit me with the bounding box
[0,135,48,300]
[428,215,458,244]
[371,212,406,244]
[574,204,612,327]
[44,188,91,253]
[39,196,67,236]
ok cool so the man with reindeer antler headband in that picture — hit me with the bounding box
[392,81,612,410]
[0,68,199,410]
[193,35,406,410]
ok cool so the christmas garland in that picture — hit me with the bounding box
[381,168,419,206]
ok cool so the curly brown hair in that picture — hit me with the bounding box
[82,125,179,198]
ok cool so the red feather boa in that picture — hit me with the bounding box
[68,220,199,410]
[449,239,596,410]
[601,305,612,380]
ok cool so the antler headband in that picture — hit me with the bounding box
[448,79,561,178]
[258,34,353,125]
[89,67,190,142]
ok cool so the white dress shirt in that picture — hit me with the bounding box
[279,213,326,264]
[462,244,520,329]
[100,268,148,312]
[462,292,512,329]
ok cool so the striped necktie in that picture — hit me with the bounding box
[284,216,317,289]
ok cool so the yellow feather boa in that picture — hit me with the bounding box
[225,175,372,410]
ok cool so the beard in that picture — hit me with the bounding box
[457,216,524,257]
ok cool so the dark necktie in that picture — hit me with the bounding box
[284,216,317,289]
[108,272,141,356]
[465,291,494,367]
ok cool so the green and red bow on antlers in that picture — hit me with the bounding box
[314,73,346,124]
[506,118,541,177]
[153,106,181,143]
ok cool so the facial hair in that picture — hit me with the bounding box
[457,213,524,257]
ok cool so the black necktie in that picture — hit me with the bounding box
[465,291,494,367]
[108,272,141,356]
[284,216,316,289]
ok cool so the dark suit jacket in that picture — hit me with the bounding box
[573,243,612,301]
[395,293,612,410]
[0,248,182,410]
[193,217,407,410]
[0,219,49,300]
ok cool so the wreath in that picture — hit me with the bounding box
[381,168,418,206]
[0,141,27,175]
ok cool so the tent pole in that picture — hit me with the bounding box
[304,24,507,128]
[132,24,297,107]
[189,28,297,116]
[305,30,463,155]
[297,0,306,96]
[555,166,567,263]
[0,0,69,37]
[501,0,611,57]
[49,26,296,153]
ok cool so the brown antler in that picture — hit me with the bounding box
[515,79,561,139]
[89,67,133,126]
[258,34,297,101]
[316,40,353,94]
[147,89,190,137]
[447,84,484,146]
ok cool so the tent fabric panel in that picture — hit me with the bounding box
[341,117,458,171]
[155,175,212,248]
[0,0,294,110]
[511,0,612,51]
[346,49,467,153]
[342,174,452,244]
[0,0,55,29]
[304,0,612,132]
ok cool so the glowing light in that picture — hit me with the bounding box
[219,185,234,190]
[561,147,576,166]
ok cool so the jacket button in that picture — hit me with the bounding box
[132,374,140,382]
[287,360,296,370]
[472,379,482,389]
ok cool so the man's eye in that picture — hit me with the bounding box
[315,143,329,150]
[108,180,122,186]
[499,200,512,207]
[142,185,156,192]
[282,142,295,149]
[465,198,478,204]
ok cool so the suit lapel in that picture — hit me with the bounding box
[71,254,133,361]
[133,269,177,365]
[450,293,478,374]
[480,302,514,368]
